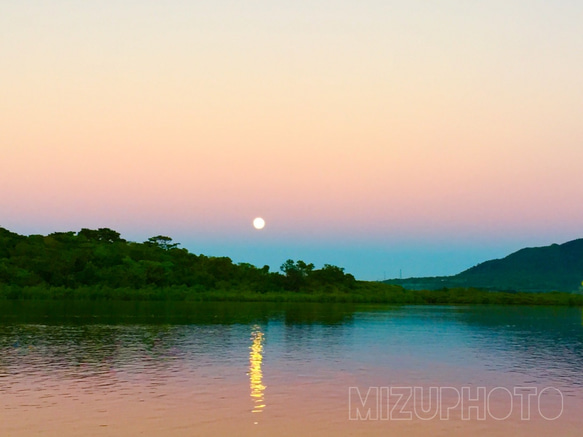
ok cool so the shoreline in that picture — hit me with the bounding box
[1,283,582,306]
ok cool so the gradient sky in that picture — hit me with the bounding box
[1,1,582,280]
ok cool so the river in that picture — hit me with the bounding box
[1,301,581,436]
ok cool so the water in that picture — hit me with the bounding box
[0,301,582,436]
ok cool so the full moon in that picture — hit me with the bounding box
[253,217,265,230]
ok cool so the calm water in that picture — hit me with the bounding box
[1,301,582,436]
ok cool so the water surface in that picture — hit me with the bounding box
[1,301,581,436]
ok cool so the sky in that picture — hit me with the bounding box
[1,1,582,280]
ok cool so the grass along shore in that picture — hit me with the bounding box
[1,282,582,306]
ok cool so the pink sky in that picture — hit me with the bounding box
[1,1,582,279]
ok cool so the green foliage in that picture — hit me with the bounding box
[0,282,581,306]
[280,259,314,291]
[1,226,582,306]
[145,235,179,250]
[78,228,124,243]
[0,227,355,298]
[387,238,583,292]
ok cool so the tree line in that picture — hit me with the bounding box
[0,227,356,293]
[2,227,582,305]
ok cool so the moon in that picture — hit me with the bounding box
[253,217,265,230]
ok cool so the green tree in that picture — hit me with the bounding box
[146,236,179,251]
[78,228,124,243]
[280,259,314,291]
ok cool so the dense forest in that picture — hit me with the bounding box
[0,227,356,295]
[1,227,582,306]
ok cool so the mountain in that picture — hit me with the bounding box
[385,239,583,292]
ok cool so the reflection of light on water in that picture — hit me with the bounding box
[249,325,265,414]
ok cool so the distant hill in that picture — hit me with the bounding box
[385,239,583,292]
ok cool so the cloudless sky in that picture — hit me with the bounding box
[1,1,582,279]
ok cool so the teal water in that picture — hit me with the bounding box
[1,302,582,436]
